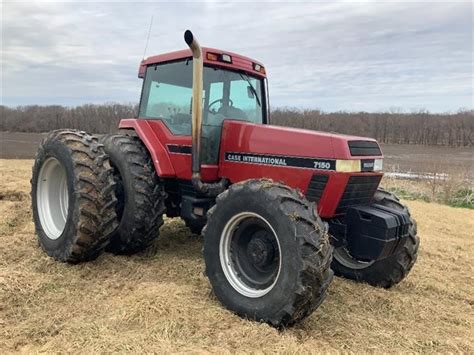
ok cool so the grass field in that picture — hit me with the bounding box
[1,159,473,353]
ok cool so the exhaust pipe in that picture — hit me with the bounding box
[184,30,227,196]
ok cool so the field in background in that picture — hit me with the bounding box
[1,159,473,353]
[1,132,45,159]
[382,143,473,178]
[2,131,473,171]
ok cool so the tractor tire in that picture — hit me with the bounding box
[100,134,166,254]
[203,179,333,328]
[31,129,117,263]
[332,188,420,288]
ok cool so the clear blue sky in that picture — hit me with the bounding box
[2,0,473,112]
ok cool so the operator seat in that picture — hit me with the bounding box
[217,105,248,121]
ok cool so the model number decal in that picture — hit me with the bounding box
[314,161,331,170]
[225,152,336,171]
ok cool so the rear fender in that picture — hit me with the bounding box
[118,119,175,177]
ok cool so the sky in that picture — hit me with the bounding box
[1,0,473,112]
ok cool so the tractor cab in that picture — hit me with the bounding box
[138,48,268,164]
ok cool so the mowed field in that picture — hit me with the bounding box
[0,158,473,353]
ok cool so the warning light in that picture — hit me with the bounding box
[206,53,219,61]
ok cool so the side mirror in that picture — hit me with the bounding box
[247,85,255,99]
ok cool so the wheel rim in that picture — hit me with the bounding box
[219,212,281,298]
[333,247,375,270]
[37,157,69,240]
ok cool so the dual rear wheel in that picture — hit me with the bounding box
[32,130,165,261]
[31,130,118,262]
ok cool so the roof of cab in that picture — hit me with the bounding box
[138,47,266,79]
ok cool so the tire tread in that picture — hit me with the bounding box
[204,179,334,327]
[32,129,118,263]
[100,134,166,254]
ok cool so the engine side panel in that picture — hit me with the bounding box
[218,120,383,218]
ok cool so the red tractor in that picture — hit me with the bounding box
[31,31,419,327]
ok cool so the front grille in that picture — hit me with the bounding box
[348,141,382,156]
[306,174,329,204]
[336,175,382,214]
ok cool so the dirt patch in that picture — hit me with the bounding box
[0,132,45,159]
[0,159,473,353]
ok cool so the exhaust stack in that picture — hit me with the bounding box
[184,30,227,195]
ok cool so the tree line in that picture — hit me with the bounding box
[1,104,472,146]
[271,108,473,147]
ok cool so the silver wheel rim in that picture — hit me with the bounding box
[219,212,281,298]
[37,157,69,240]
[334,247,375,270]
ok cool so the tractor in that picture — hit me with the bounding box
[31,30,419,327]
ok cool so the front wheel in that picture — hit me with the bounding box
[203,179,333,327]
[332,188,420,288]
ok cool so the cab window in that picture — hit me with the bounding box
[139,61,193,135]
[138,59,265,163]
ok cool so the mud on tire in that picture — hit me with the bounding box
[31,129,117,263]
[100,133,166,254]
[203,179,333,328]
[332,188,420,288]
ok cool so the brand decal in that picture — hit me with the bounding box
[361,159,375,172]
[224,152,336,171]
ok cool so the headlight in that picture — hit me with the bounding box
[336,160,361,172]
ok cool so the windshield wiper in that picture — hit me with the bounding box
[239,73,261,107]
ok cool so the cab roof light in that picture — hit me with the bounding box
[206,52,219,61]
[206,52,232,64]
[253,63,265,74]
[221,54,232,63]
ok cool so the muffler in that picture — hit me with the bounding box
[184,30,227,196]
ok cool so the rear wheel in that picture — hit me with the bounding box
[31,130,117,262]
[100,133,166,254]
[203,179,333,327]
[332,189,420,288]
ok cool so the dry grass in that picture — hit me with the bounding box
[1,159,473,353]
[382,173,473,209]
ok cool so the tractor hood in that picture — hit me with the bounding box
[220,120,383,172]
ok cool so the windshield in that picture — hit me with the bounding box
[138,60,265,136]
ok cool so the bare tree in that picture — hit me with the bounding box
[0,104,472,146]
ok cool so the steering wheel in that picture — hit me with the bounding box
[208,98,233,113]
